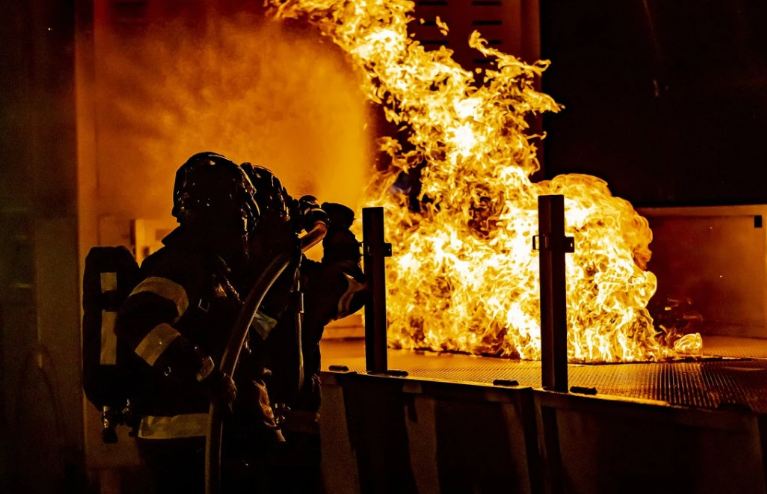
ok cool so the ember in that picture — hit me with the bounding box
[270,0,702,361]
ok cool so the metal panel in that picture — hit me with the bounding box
[337,373,417,494]
[641,205,767,338]
[319,364,767,494]
[318,373,360,494]
[404,380,539,494]
[534,391,767,494]
[320,371,539,494]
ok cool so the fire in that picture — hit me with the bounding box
[269,0,702,361]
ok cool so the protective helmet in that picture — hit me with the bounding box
[172,152,260,238]
[240,162,291,225]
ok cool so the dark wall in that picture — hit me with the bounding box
[0,0,83,492]
[540,0,767,206]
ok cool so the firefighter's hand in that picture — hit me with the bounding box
[200,367,238,412]
[236,379,277,427]
[235,379,286,444]
[322,202,355,230]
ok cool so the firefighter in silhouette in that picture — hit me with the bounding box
[115,152,366,493]
[242,163,367,493]
[115,152,284,494]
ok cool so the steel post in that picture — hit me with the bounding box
[362,207,391,374]
[535,195,573,392]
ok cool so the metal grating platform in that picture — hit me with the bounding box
[321,339,767,414]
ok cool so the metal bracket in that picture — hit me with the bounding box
[492,379,520,387]
[328,364,351,372]
[364,242,393,257]
[564,237,575,253]
[533,234,574,253]
[532,234,548,251]
[570,386,598,395]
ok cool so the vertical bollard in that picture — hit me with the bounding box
[535,195,573,392]
[362,207,391,374]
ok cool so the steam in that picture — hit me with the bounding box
[92,14,372,219]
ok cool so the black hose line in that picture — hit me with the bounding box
[205,222,327,494]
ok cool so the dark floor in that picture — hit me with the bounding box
[321,335,767,413]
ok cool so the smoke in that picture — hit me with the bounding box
[92,13,372,219]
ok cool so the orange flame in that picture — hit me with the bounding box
[270,0,702,361]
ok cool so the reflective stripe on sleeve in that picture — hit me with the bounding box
[100,272,117,292]
[100,310,118,365]
[130,276,189,321]
[250,311,278,340]
[134,323,181,366]
[137,413,209,439]
[337,273,366,318]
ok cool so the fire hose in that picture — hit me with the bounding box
[204,221,327,494]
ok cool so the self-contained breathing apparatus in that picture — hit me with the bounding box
[82,155,325,444]
[82,246,142,443]
[82,151,263,444]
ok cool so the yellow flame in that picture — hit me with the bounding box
[270,0,702,361]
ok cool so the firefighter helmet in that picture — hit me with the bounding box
[240,162,291,225]
[172,152,260,238]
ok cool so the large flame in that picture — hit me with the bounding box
[269,0,702,361]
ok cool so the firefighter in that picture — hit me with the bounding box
[114,152,282,494]
[241,164,367,493]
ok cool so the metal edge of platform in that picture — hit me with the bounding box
[319,367,766,416]
[318,369,767,494]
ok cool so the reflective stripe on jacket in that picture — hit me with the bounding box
[138,412,209,439]
[114,227,242,418]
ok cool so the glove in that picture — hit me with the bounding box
[321,202,361,265]
[293,195,328,231]
[236,379,278,427]
[199,361,238,412]
[235,379,287,444]
[247,218,300,277]
[322,202,355,230]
